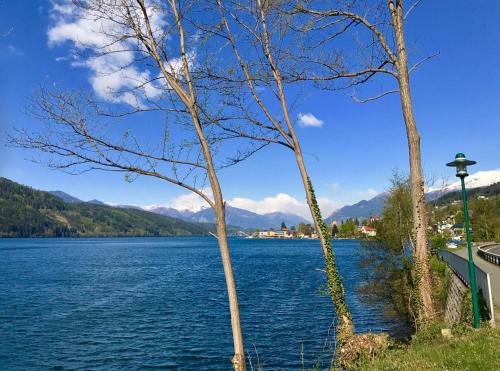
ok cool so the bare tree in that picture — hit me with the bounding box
[197,0,355,347]
[294,0,436,324]
[10,1,248,368]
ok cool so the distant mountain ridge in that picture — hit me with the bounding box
[325,192,388,224]
[144,206,195,220]
[146,205,309,230]
[49,191,82,203]
[428,169,500,194]
[44,168,500,229]
[325,169,500,223]
[47,189,309,230]
[1,178,213,237]
[431,181,500,206]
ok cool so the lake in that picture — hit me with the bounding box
[0,237,402,370]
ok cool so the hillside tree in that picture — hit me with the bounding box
[196,0,355,347]
[295,0,436,324]
[10,1,259,368]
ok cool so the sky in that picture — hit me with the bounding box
[1,0,499,220]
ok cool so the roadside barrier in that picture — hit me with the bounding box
[437,249,495,327]
[478,243,500,266]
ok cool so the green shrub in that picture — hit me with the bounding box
[430,234,447,249]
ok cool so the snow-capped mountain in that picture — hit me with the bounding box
[144,206,195,220]
[325,169,500,222]
[427,169,500,194]
[145,205,309,229]
[48,169,499,229]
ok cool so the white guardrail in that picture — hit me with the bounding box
[437,249,495,327]
[478,243,500,266]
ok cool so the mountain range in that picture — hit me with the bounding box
[41,168,500,228]
[143,205,309,230]
[324,192,388,224]
[427,170,500,194]
[0,178,214,238]
[326,169,500,223]
[45,192,310,230]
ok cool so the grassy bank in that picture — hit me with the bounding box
[349,254,499,370]
[358,326,500,370]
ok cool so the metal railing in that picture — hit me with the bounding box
[437,249,495,327]
[478,243,500,266]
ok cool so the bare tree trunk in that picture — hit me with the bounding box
[255,0,354,344]
[212,182,246,370]
[390,0,435,322]
[192,104,245,367]
[294,148,355,344]
[184,51,246,371]
[187,106,245,369]
[296,0,436,327]
[170,1,246,366]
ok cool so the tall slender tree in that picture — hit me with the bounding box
[202,0,354,346]
[295,0,435,324]
[11,1,252,368]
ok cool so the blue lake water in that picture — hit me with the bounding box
[0,237,400,370]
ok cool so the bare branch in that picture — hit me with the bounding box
[404,0,423,20]
[408,52,439,74]
[351,89,399,103]
[295,6,398,65]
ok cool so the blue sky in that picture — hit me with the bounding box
[1,0,499,219]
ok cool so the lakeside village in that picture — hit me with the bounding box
[241,204,475,246]
[433,197,487,249]
[242,217,379,240]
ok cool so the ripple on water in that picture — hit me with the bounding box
[0,237,405,370]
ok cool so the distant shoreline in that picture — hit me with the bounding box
[0,235,363,241]
[0,234,212,239]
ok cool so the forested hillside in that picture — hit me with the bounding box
[0,178,211,237]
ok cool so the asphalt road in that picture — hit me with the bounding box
[452,245,500,307]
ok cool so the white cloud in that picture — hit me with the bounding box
[145,188,213,212]
[47,0,171,106]
[51,1,74,16]
[351,188,379,200]
[228,193,340,220]
[170,189,213,212]
[143,190,340,220]
[326,182,340,191]
[316,197,341,217]
[297,112,324,127]
[7,45,24,56]
[228,193,308,217]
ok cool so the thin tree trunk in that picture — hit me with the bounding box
[188,65,246,371]
[190,108,246,370]
[294,149,355,344]
[169,1,246,367]
[212,184,246,370]
[389,0,435,322]
[255,0,354,344]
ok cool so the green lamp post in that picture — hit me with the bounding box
[446,153,480,328]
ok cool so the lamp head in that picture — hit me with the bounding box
[446,153,476,178]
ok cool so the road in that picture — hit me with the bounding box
[452,245,500,305]
[451,244,500,324]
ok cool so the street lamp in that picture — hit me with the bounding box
[446,153,480,328]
